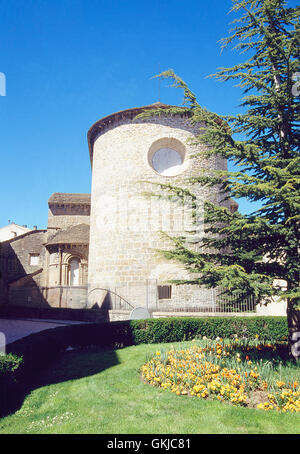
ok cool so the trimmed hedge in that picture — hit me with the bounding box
[6,316,289,358]
[1,316,288,416]
[130,316,288,344]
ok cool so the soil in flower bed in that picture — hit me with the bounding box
[246,390,270,408]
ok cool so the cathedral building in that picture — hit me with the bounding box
[0,103,237,320]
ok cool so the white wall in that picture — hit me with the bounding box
[0,223,31,242]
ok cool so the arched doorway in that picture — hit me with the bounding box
[69,257,80,286]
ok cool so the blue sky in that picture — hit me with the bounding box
[0,0,296,229]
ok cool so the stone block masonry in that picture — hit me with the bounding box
[87,106,229,310]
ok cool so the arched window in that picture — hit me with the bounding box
[69,257,80,286]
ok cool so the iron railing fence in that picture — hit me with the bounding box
[88,287,135,311]
[7,283,258,314]
[157,296,257,314]
[100,283,258,314]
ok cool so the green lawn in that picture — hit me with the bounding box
[0,341,299,434]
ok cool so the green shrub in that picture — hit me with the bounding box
[129,317,288,345]
[0,353,23,378]
[0,354,23,416]
[6,317,288,360]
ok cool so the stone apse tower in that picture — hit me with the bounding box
[87,103,231,313]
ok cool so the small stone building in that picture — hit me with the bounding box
[0,103,238,318]
[0,193,90,311]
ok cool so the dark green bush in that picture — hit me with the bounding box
[6,317,288,361]
[0,353,23,378]
[129,316,288,345]
[0,354,23,416]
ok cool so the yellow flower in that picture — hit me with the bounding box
[142,341,299,414]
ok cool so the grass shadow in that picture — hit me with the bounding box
[35,346,119,388]
[1,323,125,418]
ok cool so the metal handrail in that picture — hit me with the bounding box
[87,287,134,310]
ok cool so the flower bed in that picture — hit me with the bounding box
[140,337,300,413]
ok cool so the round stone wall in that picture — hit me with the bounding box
[87,111,227,310]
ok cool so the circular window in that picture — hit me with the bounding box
[148,138,187,177]
[151,148,183,176]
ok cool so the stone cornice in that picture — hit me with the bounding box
[87,102,189,165]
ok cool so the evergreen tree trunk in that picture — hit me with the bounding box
[287,295,300,362]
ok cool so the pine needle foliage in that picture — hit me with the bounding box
[137,0,300,356]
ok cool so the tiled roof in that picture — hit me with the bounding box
[48,193,91,206]
[46,223,90,245]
